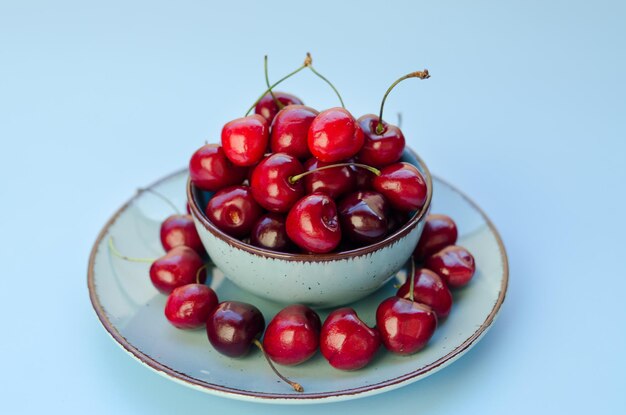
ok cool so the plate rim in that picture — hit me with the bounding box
[87,168,509,403]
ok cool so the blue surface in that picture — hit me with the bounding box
[1,0,625,413]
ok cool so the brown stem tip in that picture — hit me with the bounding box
[304,52,312,67]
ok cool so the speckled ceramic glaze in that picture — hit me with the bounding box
[188,148,432,308]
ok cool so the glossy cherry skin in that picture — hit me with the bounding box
[286,193,342,253]
[149,246,206,294]
[338,191,390,245]
[189,144,248,191]
[206,186,263,238]
[307,108,365,162]
[373,162,428,212]
[164,284,218,329]
[160,214,205,256]
[302,158,355,199]
[270,105,317,160]
[250,153,304,213]
[320,308,380,370]
[249,213,293,252]
[425,245,476,288]
[413,214,458,261]
[396,268,453,318]
[255,91,303,124]
[263,304,321,366]
[352,163,375,190]
[221,115,269,166]
[356,114,405,167]
[206,301,265,358]
[376,297,437,355]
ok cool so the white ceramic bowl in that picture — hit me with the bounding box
[187,147,432,308]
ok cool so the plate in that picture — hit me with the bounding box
[87,169,508,404]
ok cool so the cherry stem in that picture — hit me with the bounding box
[376,70,430,135]
[108,237,155,263]
[304,53,345,108]
[409,255,416,302]
[288,162,381,185]
[264,55,283,110]
[196,263,209,284]
[253,339,304,392]
[138,188,181,215]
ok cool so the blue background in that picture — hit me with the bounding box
[1,0,625,413]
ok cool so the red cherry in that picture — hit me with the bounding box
[373,162,428,212]
[356,114,405,167]
[270,105,317,160]
[164,284,218,329]
[338,191,390,245]
[396,268,453,318]
[286,193,341,253]
[413,214,458,261]
[206,301,265,358]
[351,163,375,190]
[263,304,321,366]
[255,91,303,124]
[320,308,380,370]
[149,246,206,294]
[249,213,294,252]
[160,214,205,256]
[302,157,355,199]
[307,108,364,162]
[221,115,269,166]
[189,144,247,191]
[387,211,409,234]
[205,186,263,238]
[250,153,304,213]
[425,246,476,288]
[376,297,437,355]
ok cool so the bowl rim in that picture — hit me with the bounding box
[187,146,433,262]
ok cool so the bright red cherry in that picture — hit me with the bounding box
[221,115,269,166]
[320,308,380,370]
[149,246,206,294]
[373,162,428,212]
[286,193,341,253]
[205,186,263,238]
[338,191,390,246]
[356,114,405,167]
[396,268,453,318]
[302,158,355,199]
[425,246,476,288]
[255,91,303,124]
[250,153,304,213]
[307,108,364,162]
[413,214,458,261]
[160,214,205,256]
[164,284,218,329]
[376,297,437,355]
[270,105,317,160]
[189,144,248,191]
[249,213,294,252]
[206,301,265,358]
[263,304,321,366]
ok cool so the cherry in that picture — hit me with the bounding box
[356,114,405,167]
[263,304,321,366]
[338,191,390,246]
[160,214,205,256]
[205,186,263,238]
[189,144,248,191]
[270,105,317,159]
[351,162,375,190]
[255,92,303,124]
[387,211,409,234]
[249,213,294,252]
[221,115,269,166]
[396,268,453,318]
[376,296,437,355]
[164,284,218,329]
[250,153,304,213]
[286,193,341,253]
[425,245,476,288]
[301,157,355,199]
[307,108,364,163]
[207,301,265,357]
[320,308,380,370]
[149,246,206,294]
[413,214,458,261]
[373,162,428,212]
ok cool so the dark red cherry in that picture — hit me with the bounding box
[286,193,341,253]
[221,115,269,166]
[387,211,409,234]
[396,268,453,318]
[250,213,293,252]
[205,186,263,238]
[164,284,218,329]
[206,301,265,358]
[189,144,247,191]
[376,296,437,355]
[149,246,206,294]
[373,162,428,212]
[307,108,364,162]
[302,158,355,199]
[356,114,405,167]
[160,214,205,256]
[338,191,390,245]
[352,163,375,190]
[263,304,321,366]
[270,105,317,160]
[425,246,476,288]
[250,153,304,213]
[320,308,380,370]
[413,214,458,261]
[255,91,303,124]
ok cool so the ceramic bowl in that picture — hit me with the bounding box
[187,147,432,308]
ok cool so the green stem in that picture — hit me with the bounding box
[376,70,430,135]
[308,65,345,108]
[264,55,282,110]
[253,339,304,392]
[288,163,381,185]
[245,60,308,117]
[108,237,155,263]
